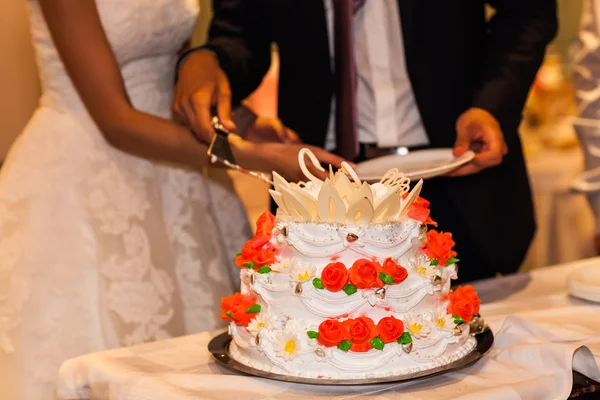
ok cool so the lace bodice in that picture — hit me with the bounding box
[28,0,199,116]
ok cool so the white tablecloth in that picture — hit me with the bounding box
[56,258,600,400]
[522,148,596,270]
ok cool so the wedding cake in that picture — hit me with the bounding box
[218,149,483,379]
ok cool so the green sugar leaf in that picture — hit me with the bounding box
[343,283,357,296]
[307,331,319,340]
[447,258,460,265]
[453,315,465,324]
[370,337,385,351]
[246,304,262,314]
[379,272,394,285]
[312,278,325,290]
[257,266,271,274]
[430,259,439,266]
[244,261,255,269]
[337,340,352,352]
[225,311,233,318]
[397,332,412,344]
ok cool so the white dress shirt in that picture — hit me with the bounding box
[324,0,429,151]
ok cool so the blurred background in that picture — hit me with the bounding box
[1,0,595,271]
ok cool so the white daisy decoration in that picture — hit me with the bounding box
[439,265,458,295]
[289,262,316,283]
[404,312,431,339]
[271,258,297,273]
[285,318,311,333]
[275,330,302,360]
[444,264,458,280]
[247,312,275,334]
[431,307,455,332]
[412,256,438,280]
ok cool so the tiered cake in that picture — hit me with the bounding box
[219,149,482,379]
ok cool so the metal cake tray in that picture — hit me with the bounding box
[208,329,493,386]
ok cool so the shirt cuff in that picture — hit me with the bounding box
[232,105,258,137]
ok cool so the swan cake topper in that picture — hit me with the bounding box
[269,149,424,225]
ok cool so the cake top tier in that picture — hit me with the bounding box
[269,149,426,226]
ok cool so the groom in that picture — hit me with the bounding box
[174,0,557,282]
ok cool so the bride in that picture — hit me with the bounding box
[0,0,341,398]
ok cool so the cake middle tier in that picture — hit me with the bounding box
[240,219,456,325]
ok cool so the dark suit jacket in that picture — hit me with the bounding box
[204,0,558,276]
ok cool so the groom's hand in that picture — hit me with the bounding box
[449,108,508,177]
[245,116,302,144]
[172,50,235,143]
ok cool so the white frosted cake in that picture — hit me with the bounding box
[219,149,483,380]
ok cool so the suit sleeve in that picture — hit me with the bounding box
[472,0,558,128]
[204,0,273,106]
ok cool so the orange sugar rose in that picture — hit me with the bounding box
[376,316,404,343]
[379,258,408,284]
[220,292,258,326]
[402,194,437,226]
[317,319,347,347]
[252,247,276,268]
[344,316,378,352]
[348,259,383,289]
[255,211,275,236]
[236,212,277,268]
[447,285,481,322]
[252,212,276,247]
[421,230,457,266]
[235,243,259,267]
[321,262,349,292]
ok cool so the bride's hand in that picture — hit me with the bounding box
[232,137,345,182]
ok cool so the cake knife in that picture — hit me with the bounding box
[206,116,274,185]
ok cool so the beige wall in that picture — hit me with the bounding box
[0,1,40,160]
[193,0,213,46]
[554,0,584,60]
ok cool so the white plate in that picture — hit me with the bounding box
[354,149,475,182]
[568,265,600,303]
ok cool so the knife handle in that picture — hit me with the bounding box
[211,116,231,137]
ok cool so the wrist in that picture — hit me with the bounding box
[459,107,501,131]
[175,47,219,81]
[230,136,262,171]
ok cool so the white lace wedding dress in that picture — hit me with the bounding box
[0,1,251,398]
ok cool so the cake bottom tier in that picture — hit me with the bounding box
[229,334,478,380]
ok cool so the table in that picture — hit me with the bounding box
[56,258,600,400]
